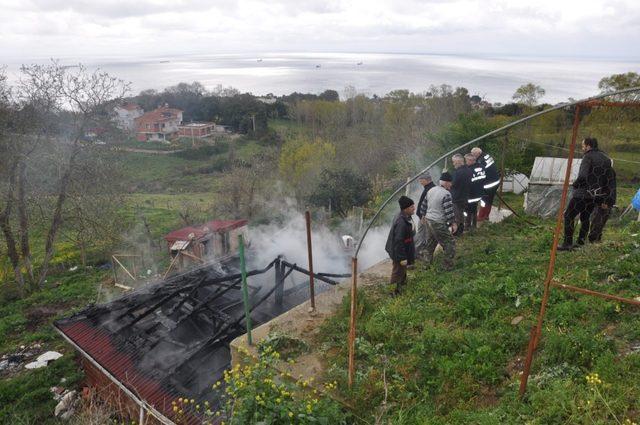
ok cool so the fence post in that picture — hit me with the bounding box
[238,234,253,345]
[348,256,358,388]
[305,211,316,312]
[519,103,582,398]
[275,257,284,307]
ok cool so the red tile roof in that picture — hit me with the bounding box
[56,321,195,423]
[135,107,183,126]
[119,102,142,111]
[164,220,248,243]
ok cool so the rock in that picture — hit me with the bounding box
[50,386,66,401]
[37,351,63,363]
[60,408,75,420]
[25,360,48,369]
[511,316,524,325]
[25,352,62,369]
[55,390,77,417]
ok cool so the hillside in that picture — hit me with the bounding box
[316,191,640,424]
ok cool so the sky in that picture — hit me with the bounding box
[1,0,639,61]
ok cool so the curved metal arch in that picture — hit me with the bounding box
[354,86,640,258]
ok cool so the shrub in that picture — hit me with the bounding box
[171,346,348,425]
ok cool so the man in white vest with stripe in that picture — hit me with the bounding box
[472,147,501,223]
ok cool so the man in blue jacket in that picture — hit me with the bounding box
[385,196,416,294]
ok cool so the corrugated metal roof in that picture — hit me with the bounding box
[529,156,582,184]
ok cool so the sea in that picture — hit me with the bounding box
[3,52,639,104]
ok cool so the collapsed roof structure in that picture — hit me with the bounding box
[55,257,346,424]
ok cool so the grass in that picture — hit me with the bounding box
[0,268,105,424]
[317,193,640,424]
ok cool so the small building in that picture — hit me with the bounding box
[164,220,249,270]
[524,156,582,218]
[113,103,144,132]
[178,122,216,138]
[135,105,183,142]
[501,172,529,195]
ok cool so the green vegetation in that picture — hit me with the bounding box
[317,195,640,424]
[197,345,347,424]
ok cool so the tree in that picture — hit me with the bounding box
[279,137,336,200]
[598,72,640,100]
[0,61,128,292]
[309,169,371,217]
[512,83,545,107]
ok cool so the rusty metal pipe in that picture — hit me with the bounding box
[552,282,640,306]
[519,103,582,398]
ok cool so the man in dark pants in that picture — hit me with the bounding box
[472,147,501,222]
[589,166,616,243]
[465,153,485,231]
[558,138,613,251]
[415,172,435,251]
[450,154,472,236]
[423,172,457,271]
[385,196,416,294]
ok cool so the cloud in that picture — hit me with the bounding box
[0,0,639,59]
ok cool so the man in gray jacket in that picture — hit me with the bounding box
[423,172,457,271]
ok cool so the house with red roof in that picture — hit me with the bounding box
[164,220,249,270]
[134,105,183,142]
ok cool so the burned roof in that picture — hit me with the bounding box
[164,220,248,243]
[54,257,318,424]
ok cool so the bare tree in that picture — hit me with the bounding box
[0,61,129,292]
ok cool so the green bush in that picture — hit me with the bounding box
[183,346,348,425]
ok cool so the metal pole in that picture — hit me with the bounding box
[353,86,640,259]
[498,132,508,210]
[238,234,253,345]
[305,211,316,311]
[519,103,582,398]
[551,282,640,306]
[347,256,358,388]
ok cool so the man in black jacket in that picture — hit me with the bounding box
[559,138,613,250]
[589,166,616,243]
[415,172,435,250]
[450,154,471,236]
[385,196,416,294]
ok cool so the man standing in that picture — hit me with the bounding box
[415,172,435,250]
[423,172,457,271]
[385,196,416,294]
[472,147,501,222]
[558,138,613,250]
[589,165,616,243]
[450,154,472,236]
[465,153,485,231]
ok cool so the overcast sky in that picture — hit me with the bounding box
[1,0,639,61]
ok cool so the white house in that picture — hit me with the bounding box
[113,103,144,132]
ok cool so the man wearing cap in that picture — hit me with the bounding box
[423,172,457,271]
[415,172,435,251]
[385,195,416,294]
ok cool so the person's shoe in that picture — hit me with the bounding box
[557,243,573,251]
[574,239,585,248]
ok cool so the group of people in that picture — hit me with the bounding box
[385,147,500,294]
[384,138,617,294]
